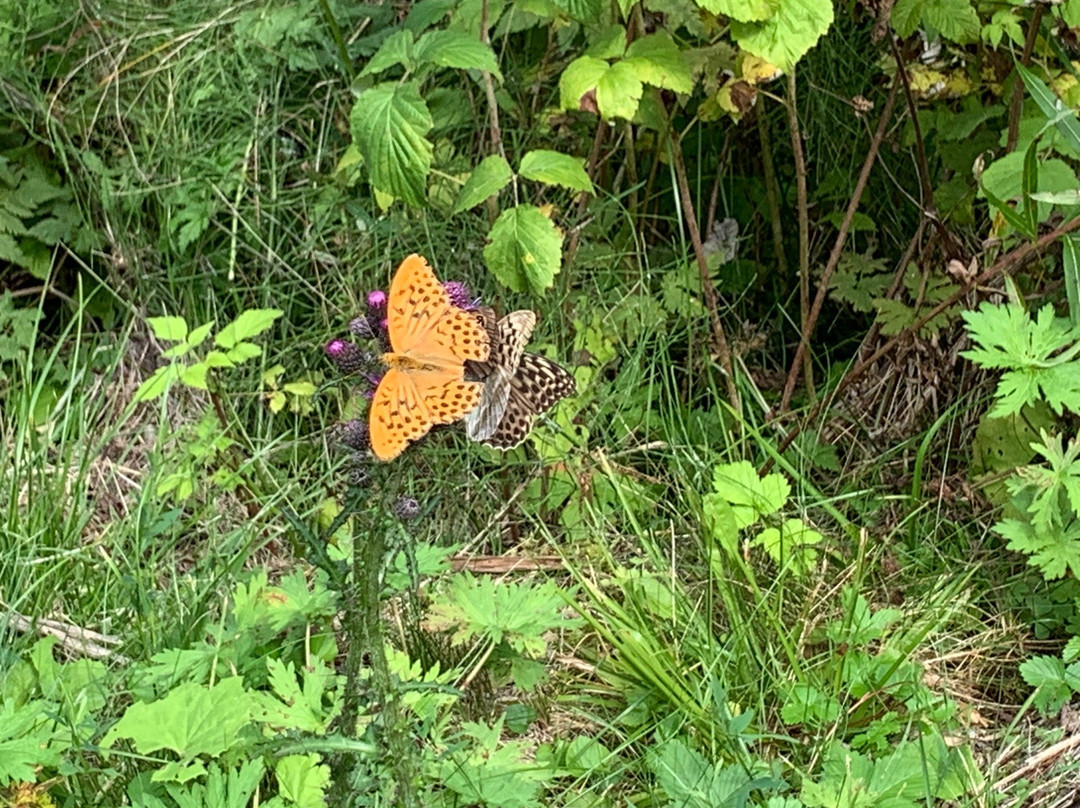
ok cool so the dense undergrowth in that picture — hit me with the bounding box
[4,0,1080,805]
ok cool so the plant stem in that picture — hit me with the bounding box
[778,74,900,413]
[1006,5,1045,153]
[784,68,815,404]
[669,132,740,412]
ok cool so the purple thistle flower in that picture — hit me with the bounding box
[338,419,370,451]
[325,339,370,374]
[393,497,420,521]
[442,281,476,310]
[349,316,376,341]
[367,289,387,309]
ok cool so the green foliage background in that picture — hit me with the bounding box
[4,0,1080,805]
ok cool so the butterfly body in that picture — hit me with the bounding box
[369,255,490,461]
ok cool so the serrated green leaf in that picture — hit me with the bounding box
[559,56,609,110]
[186,322,214,348]
[101,678,254,758]
[518,150,592,193]
[180,363,209,390]
[453,154,513,212]
[710,460,790,528]
[695,0,774,21]
[405,0,456,31]
[350,82,434,207]
[360,30,415,77]
[415,30,502,80]
[134,365,178,402]
[283,381,317,396]
[483,204,563,294]
[148,316,189,342]
[550,0,601,22]
[624,32,694,94]
[731,0,834,72]
[225,342,263,363]
[215,309,283,348]
[923,0,980,44]
[586,24,626,59]
[275,754,331,808]
[596,60,644,120]
[204,350,236,369]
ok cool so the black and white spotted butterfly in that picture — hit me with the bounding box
[465,308,576,449]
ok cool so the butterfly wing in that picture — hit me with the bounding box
[386,254,489,365]
[409,369,485,425]
[481,353,576,450]
[465,310,537,441]
[369,367,435,461]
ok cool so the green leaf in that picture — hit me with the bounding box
[710,461,790,528]
[180,363,209,390]
[731,0,834,72]
[518,150,593,193]
[923,0,980,44]
[453,154,513,213]
[275,754,331,808]
[283,381,317,396]
[483,204,563,294]
[550,0,602,22]
[148,316,188,342]
[214,309,283,348]
[754,518,823,575]
[1016,62,1080,154]
[101,678,254,758]
[623,32,694,95]
[1066,235,1080,326]
[415,30,502,80]
[596,60,644,120]
[695,0,773,21]
[405,0,456,32]
[186,322,214,348]
[585,24,626,59]
[559,55,609,110]
[360,29,415,77]
[350,82,434,207]
[134,365,178,402]
[225,342,264,363]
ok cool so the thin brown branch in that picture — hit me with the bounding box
[888,34,961,260]
[778,74,901,412]
[785,69,815,403]
[1006,5,1045,153]
[764,214,1080,473]
[669,132,740,412]
[756,107,789,284]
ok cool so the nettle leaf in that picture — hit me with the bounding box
[453,154,513,212]
[215,309,284,348]
[731,0,834,72]
[484,204,563,294]
[360,29,416,77]
[923,0,980,44]
[559,55,609,110]
[518,150,593,193]
[623,32,694,95]
[350,82,434,207]
[596,60,644,120]
[101,677,254,758]
[415,30,502,79]
[695,0,773,22]
[148,316,189,342]
[550,0,602,23]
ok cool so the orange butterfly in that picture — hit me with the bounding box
[369,254,491,461]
